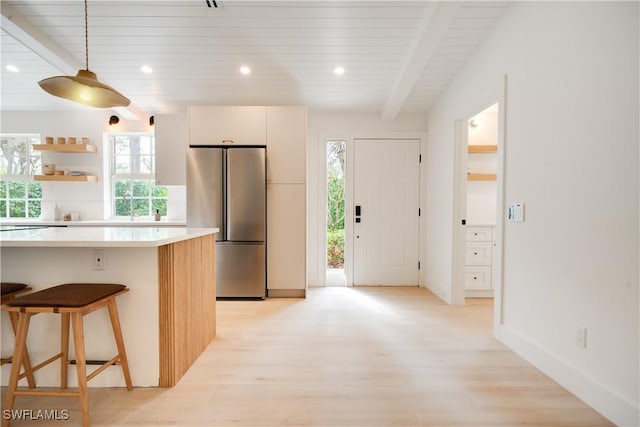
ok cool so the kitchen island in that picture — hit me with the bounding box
[0,226,217,388]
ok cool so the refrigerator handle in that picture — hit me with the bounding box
[222,149,228,241]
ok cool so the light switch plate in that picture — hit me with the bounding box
[507,202,524,222]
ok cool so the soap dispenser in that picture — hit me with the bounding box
[154,209,161,221]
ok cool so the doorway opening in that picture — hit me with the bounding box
[326,140,346,286]
[465,103,499,299]
[453,100,503,309]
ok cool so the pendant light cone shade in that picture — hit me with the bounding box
[38,0,130,108]
[38,70,130,108]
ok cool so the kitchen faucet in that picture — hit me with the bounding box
[122,191,135,221]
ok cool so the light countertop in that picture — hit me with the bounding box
[0,226,218,247]
[0,219,186,227]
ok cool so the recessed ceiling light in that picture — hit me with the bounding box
[6,64,20,73]
[334,66,345,76]
[240,66,251,75]
[141,65,153,74]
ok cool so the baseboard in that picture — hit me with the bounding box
[423,282,450,304]
[498,325,639,426]
[465,289,494,298]
[267,289,306,298]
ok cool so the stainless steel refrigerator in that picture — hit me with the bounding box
[187,146,266,299]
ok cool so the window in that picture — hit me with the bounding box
[326,140,346,270]
[109,134,167,218]
[0,134,42,218]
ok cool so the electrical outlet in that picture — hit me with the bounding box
[576,327,587,348]
[93,249,106,270]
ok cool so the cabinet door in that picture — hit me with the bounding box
[189,106,266,146]
[267,183,306,290]
[266,106,306,184]
[155,113,187,185]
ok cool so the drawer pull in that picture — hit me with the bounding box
[473,276,478,280]
[222,139,234,144]
[473,233,478,236]
[473,252,478,255]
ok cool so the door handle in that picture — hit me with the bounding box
[355,205,361,216]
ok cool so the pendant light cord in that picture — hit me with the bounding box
[84,0,89,70]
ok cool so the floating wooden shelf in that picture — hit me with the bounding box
[33,144,97,153]
[468,145,497,153]
[467,173,497,181]
[34,175,98,182]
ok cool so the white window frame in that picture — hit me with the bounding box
[107,132,167,219]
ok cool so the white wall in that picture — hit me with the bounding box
[424,2,639,425]
[0,111,185,221]
[306,111,427,286]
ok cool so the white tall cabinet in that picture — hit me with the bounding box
[157,106,307,297]
[265,106,307,296]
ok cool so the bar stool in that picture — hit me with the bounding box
[1,283,133,427]
[1,283,36,388]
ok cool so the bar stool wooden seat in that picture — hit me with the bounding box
[1,283,132,427]
[1,283,36,388]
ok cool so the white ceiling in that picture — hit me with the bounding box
[0,1,510,120]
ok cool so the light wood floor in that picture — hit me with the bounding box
[2,287,613,426]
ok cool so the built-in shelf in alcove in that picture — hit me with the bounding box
[467,173,497,181]
[467,145,497,153]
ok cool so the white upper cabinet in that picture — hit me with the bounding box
[155,113,187,185]
[188,106,267,146]
[266,106,307,184]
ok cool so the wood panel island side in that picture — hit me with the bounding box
[0,226,217,388]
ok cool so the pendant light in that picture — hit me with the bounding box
[38,0,130,108]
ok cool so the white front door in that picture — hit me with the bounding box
[353,139,420,286]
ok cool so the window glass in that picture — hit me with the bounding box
[110,134,167,218]
[0,134,42,218]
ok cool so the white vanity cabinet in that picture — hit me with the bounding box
[465,226,495,295]
[155,113,187,185]
[188,106,267,146]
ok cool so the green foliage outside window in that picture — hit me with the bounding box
[111,134,167,218]
[0,135,42,218]
[327,141,346,268]
[113,179,168,217]
[0,180,42,218]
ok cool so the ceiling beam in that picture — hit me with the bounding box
[381,2,460,120]
[0,2,142,120]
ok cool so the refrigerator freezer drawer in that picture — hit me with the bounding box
[217,243,266,298]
